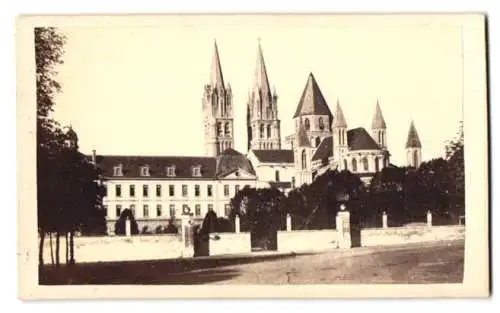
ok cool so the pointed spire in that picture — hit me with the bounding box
[252,39,271,95]
[333,99,347,128]
[297,120,311,147]
[405,120,422,148]
[293,73,333,119]
[210,40,225,88]
[371,100,387,129]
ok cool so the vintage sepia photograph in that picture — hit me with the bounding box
[16,14,489,299]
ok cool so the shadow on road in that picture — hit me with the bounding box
[39,253,311,285]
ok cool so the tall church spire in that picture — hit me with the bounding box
[333,99,347,128]
[210,40,225,88]
[203,40,234,157]
[371,100,387,129]
[246,39,281,151]
[405,120,422,148]
[371,100,387,149]
[252,40,271,95]
[405,119,422,168]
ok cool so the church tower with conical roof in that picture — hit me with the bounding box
[405,120,422,167]
[331,99,348,169]
[371,100,387,150]
[247,41,281,151]
[292,73,333,153]
[203,40,234,157]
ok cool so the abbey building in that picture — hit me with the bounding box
[86,40,423,234]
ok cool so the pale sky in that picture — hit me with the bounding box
[52,18,464,166]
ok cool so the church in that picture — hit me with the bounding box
[87,40,423,234]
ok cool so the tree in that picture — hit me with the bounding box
[445,122,465,220]
[35,27,67,266]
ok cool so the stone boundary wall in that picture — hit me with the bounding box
[41,234,182,264]
[277,229,338,253]
[208,232,252,256]
[360,225,465,247]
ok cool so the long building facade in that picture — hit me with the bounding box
[82,40,423,235]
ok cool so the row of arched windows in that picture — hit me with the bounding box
[345,156,387,173]
[217,122,232,136]
[259,124,273,139]
[337,129,346,146]
[303,117,326,131]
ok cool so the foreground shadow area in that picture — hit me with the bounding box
[39,253,311,285]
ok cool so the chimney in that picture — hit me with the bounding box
[92,149,96,164]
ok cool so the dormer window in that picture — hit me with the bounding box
[192,165,202,177]
[140,165,150,177]
[113,165,123,177]
[166,165,176,177]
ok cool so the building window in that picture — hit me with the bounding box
[352,159,358,172]
[301,150,307,170]
[192,166,202,177]
[275,170,280,182]
[182,185,188,197]
[156,204,162,217]
[140,166,150,177]
[113,165,123,176]
[115,185,122,197]
[130,204,136,217]
[245,184,250,189]
[224,122,230,135]
[315,137,321,147]
[224,184,229,196]
[375,157,380,172]
[104,205,108,217]
[217,122,223,136]
[224,204,231,217]
[143,185,148,197]
[208,204,214,212]
[291,177,296,188]
[169,184,175,196]
[195,184,200,197]
[103,185,108,197]
[304,118,310,130]
[169,204,175,217]
[143,205,149,217]
[319,117,325,130]
[207,185,213,197]
[235,185,240,195]
[267,125,271,138]
[156,184,161,197]
[344,159,348,171]
[115,205,122,218]
[195,204,201,217]
[260,124,264,138]
[362,157,369,172]
[166,166,176,177]
[129,185,135,197]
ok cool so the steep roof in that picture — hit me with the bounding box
[347,128,381,150]
[94,155,217,179]
[251,149,294,164]
[252,41,271,95]
[312,136,333,161]
[215,148,256,177]
[405,121,422,148]
[371,100,387,129]
[210,40,225,89]
[332,99,347,128]
[293,73,333,119]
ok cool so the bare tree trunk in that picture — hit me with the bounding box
[65,232,69,264]
[69,231,75,265]
[49,233,54,265]
[55,232,60,266]
[38,231,45,266]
